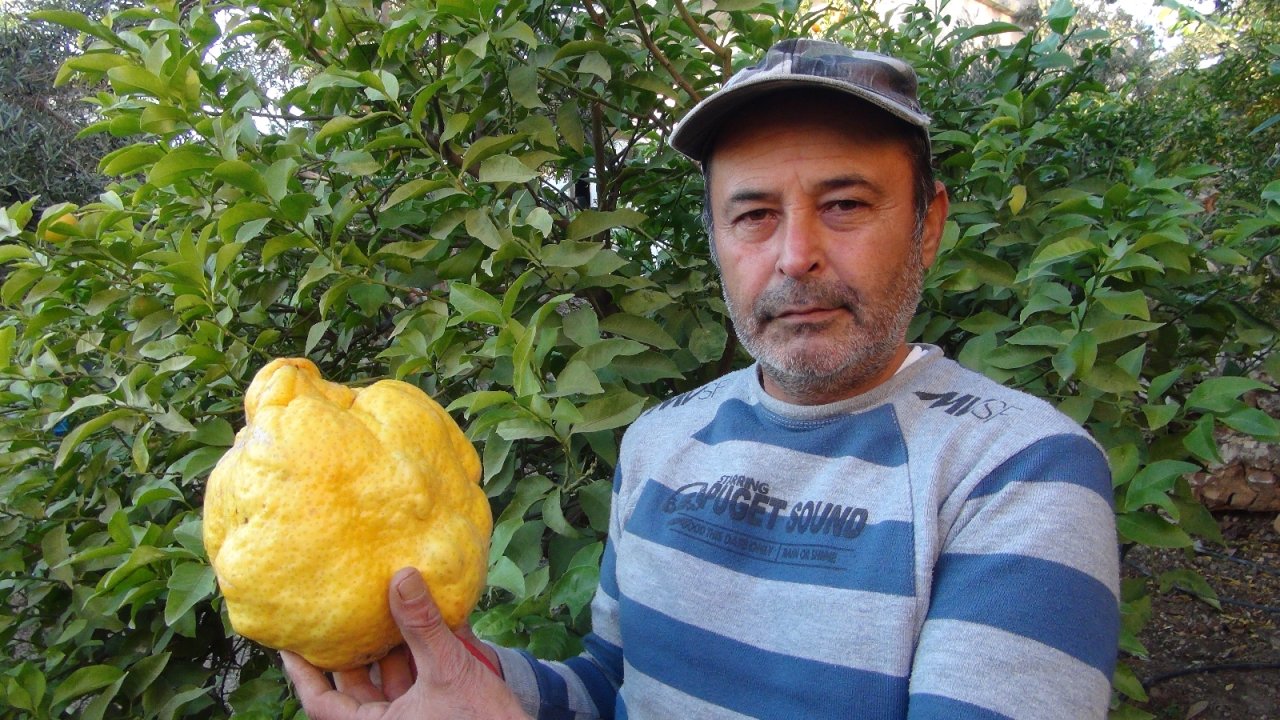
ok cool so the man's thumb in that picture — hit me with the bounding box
[388,567,471,683]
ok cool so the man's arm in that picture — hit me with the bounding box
[907,433,1120,720]
[489,467,628,720]
[489,536,624,719]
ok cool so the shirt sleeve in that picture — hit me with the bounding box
[489,468,627,720]
[907,433,1121,720]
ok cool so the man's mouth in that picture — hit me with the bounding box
[771,306,845,322]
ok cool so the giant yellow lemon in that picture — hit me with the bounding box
[203,358,491,671]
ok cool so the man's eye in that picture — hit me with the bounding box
[735,209,773,224]
[828,200,863,212]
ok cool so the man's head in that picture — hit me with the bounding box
[671,40,948,405]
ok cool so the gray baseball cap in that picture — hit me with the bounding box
[671,39,931,162]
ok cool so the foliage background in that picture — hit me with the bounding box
[0,0,1276,718]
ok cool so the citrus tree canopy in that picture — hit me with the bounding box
[0,0,1276,717]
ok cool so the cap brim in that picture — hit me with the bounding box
[671,76,931,163]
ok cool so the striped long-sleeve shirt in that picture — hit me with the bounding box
[492,344,1120,719]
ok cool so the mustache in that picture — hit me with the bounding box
[754,279,861,321]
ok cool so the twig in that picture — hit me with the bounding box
[1144,662,1280,689]
[626,0,700,102]
[673,0,730,78]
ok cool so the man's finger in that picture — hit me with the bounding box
[387,567,472,686]
[378,646,415,700]
[334,665,386,704]
[281,651,361,719]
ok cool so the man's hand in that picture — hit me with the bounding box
[281,567,529,720]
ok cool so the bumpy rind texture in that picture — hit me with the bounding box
[202,358,490,671]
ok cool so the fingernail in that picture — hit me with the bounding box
[395,568,426,601]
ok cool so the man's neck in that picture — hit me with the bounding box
[759,343,913,406]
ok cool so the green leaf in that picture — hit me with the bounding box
[1185,376,1272,412]
[571,337,647,369]
[1157,568,1220,609]
[120,652,171,699]
[557,102,585,154]
[1112,663,1148,702]
[1046,0,1077,33]
[0,244,32,264]
[508,65,543,108]
[599,313,679,349]
[478,155,539,184]
[101,144,165,176]
[461,134,524,172]
[1220,407,1279,438]
[1123,460,1198,513]
[541,240,602,268]
[1088,319,1163,344]
[55,409,135,469]
[381,178,450,211]
[1053,332,1097,381]
[1116,511,1193,548]
[465,209,507,250]
[449,282,503,325]
[213,160,269,197]
[957,311,1015,335]
[713,0,767,10]
[148,147,220,187]
[1141,402,1179,431]
[566,209,647,242]
[106,64,170,99]
[550,564,599,618]
[0,324,14,369]
[165,563,216,626]
[689,324,728,363]
[1081,362,1139,394]
[549,360,604,397]
[1005,325,1065,347]
[542,489,579,537]
[315,112,392,143]
[31,9,121,46]
[572,391,646,434]
[1183,415,1222,464]
[51,665,125,709]
[488,556,525,596]
[1030,234,1095,268]
[217,202,273,242]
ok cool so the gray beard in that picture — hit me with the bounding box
[724,242,925,403]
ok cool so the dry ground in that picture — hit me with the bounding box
[1123,512,1280,719]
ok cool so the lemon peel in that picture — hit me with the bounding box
[203,358,491,671]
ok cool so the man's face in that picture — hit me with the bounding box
[707,99,946,405]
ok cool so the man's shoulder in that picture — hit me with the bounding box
[629,366,750,428]
[902,352,1088,440]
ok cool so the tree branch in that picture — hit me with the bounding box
[626,0,701,101]
[674,0,730,78]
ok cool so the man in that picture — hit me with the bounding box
[283,39,1120,719]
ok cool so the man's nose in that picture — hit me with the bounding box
[775,213,822,278]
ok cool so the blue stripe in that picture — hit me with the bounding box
[517,650,569,720]
[599,539,619,599]
[969,434,1112,506]
[564,655,617,719]
[928,552,1119,675]
[910,693,1013,719]
[626,480,916,595]
[581,632,624,700]
[620,595,908,717]
[692,399,906,465]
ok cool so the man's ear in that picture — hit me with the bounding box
[920,180,949,268]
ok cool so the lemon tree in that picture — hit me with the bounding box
[0,1,1276,718]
